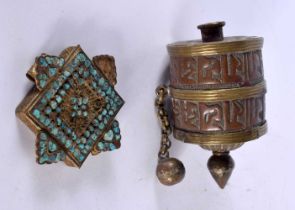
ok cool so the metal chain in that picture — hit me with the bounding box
[155,85,172,160]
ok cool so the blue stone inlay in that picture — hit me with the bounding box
[33,109,41,118]
[49,67,57,77]
[104,130,114,141]
[36,131,65,164]
[31,51,124,165]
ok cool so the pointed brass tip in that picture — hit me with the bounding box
[207,152,235,189]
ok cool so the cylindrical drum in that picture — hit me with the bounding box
[167,22,267,151]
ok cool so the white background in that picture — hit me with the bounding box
[0,0,294,209]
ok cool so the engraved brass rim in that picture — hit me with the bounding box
[170,80,266,102]
[167,36,263,57]
[173,122,267,145]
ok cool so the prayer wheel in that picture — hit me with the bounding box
[155,21,267,188]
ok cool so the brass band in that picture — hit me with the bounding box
[167,36,263,57]
[173,122,267,145]
[170,80,266,102]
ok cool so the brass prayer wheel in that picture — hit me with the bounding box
[155,21,267,188]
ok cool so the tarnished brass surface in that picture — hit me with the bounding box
[156,158,185,186]
[170,80,266,102]
[207,152,234,188]
[173,122,267,145]
[155,86,186,185]
[167,36,263,57]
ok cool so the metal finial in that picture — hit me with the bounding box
[207,151,234,188]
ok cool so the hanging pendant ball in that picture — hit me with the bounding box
[156,158,185,186]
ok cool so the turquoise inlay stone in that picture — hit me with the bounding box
[33,109,41,118]
[39,141,46,148]
[66,128,72,134]
[98,77,105,86]
[81,149,88,154]
[65,140,72,148]
[81,137,87,144]
[83,71,89,78]
[82,97,88,104]
[89,126,94,132]
[45,56,54,64]
[55,95,62,103]
[48,123,54,130]
[114,127,120,134]
[45,91,53,100]
[104,130,114,141]
[106,87,112,95]
[98,142,105,150]
[76,138,81,144]
[39,57,48,67]
[39,115,45,124]
[56,118,62,126]
[71,133,77,141]
[69,146,75,153]
[59,91,66,98]
[74,150,80,157]
[93,119,99,126]
[73,110,78,116]
[52,81,59,90]
[61,136,66,144]
[48,141,57,152]
[39,80,46,88]
[98,123,105,130]
[78,155,84,161]
[90,67,97,76]
[40,97,47,105]
[102,109,107,116]
[78,67,84,75]
[115,134,121,140]
[45,107,52,115]
[52,128,58,136]
[109,143,116,151]
[78,144,84,149]
[49,67,57,77]
[91,81,97,88]
[64,83,70,90]
[40,132,47,140]
[50,101,57,109]
[56,107,61,113]
[85,60,91,67]
[91,134,98,141]
[58,58,65,67]
[102,82,109,90]
[78,53,86,61]
[57,131,63,139]
[84,130,90,137]
[63,70,71,77]
[109,110,114,116]
[71,97,77,104]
